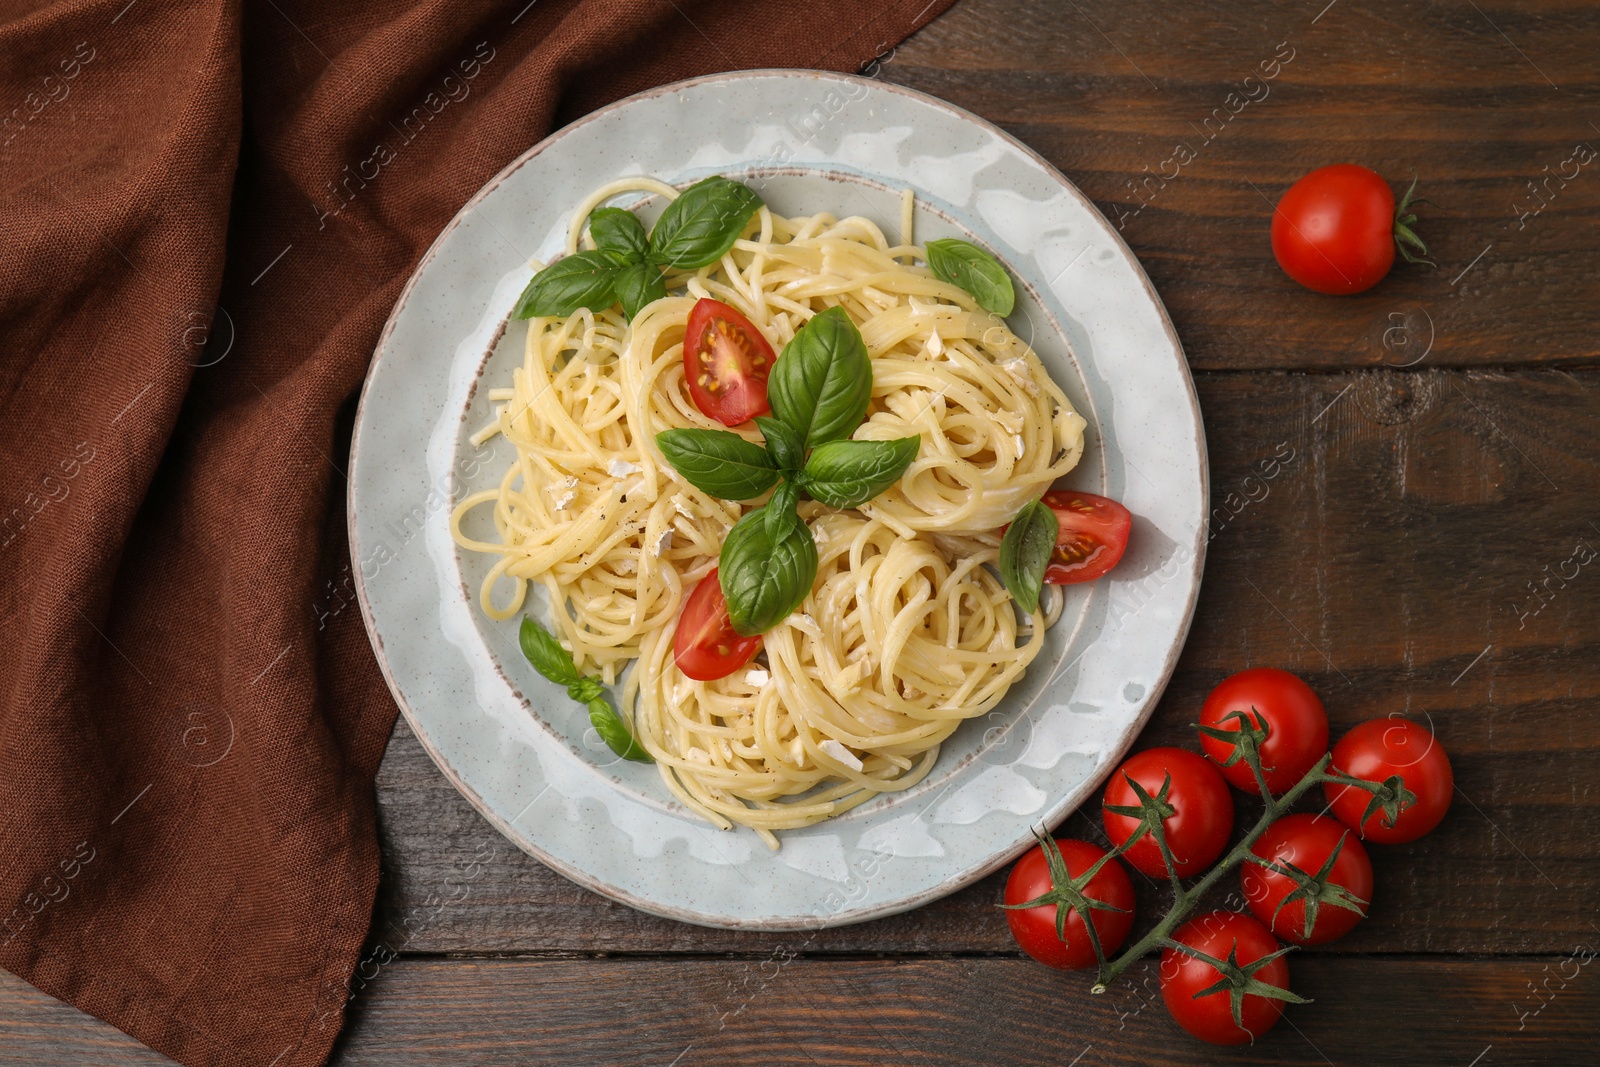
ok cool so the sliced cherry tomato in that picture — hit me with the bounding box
[1198,668,1329,796]
[1040,490,1131,584]
[1102,747,1234,879]
[1323,717,1452,844]
[1161,911,1293,1045]
[1242,814,1372,946]
[683,298,775,426]
[1003,837,1135,970]
[672,568,761,681]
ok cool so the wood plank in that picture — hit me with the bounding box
[880,0,1600,371]
[5,956,1597,1066]
[372,368,1600,955]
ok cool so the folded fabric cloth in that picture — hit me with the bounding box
[0,1,951,1063]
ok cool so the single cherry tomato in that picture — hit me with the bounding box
[1162,911,1294,1045]
[1270,164,1429,295]
[1040,490,1132,584]
[1323,717,1452,843]
[1003,837,1135,970]
[1102,747,1234,879]
[682,298,775,426]
[1242,814,1372,946]
[672,568,762,681]
[1198,668,1329,795]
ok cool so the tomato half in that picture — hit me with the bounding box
[1102,747,1234,879]
[1161,911,1293,1045]
[1198,668,1329,796]
[683,298,775,426]
[1324,717,1452,844]
[1242,814,1372,946]
[1040,490,1131,584]
[1271,164,1399,295]
[672,568,762,681]
[1003,837,1135,970]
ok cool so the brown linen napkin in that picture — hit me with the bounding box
[0,1,952,1063]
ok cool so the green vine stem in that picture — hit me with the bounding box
[1083,709,1399,995]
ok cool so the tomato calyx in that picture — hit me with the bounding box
[1393,174,1435,267]
[1162,936,1309,1037]
[1101,771,1184,883]
[999,828,1130,967]
[1325,768,1418,836]
[1244,833,1370,942]
[1196,708,1274,793]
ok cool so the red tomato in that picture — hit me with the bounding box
[1003,837,1135,970]
[1040,490,1131,584]
[1271,164,1404,295]
[672,568,761,681]
[683,298,775,426]
[1324,717,1452,844]
[1198,668,1329,795]
[1102,747,1234,879]
[1162,911,1294,1045]
[1242,814,1372,946]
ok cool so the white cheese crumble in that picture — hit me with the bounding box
[925,329,944,357]
[607,458,641,477]
[650,528,673,556]
[1014,434,1026,459]
[552,490,576,511]
[685,747,712,764]
[670,493,695,520]
[818,739,864,772]
[1000,358,1041,396]
[745,668,770,687]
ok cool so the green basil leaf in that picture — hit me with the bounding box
[647,176,763,269]
[588,698,653,762]
[754,415,804,474]
[614,261,666,320]
[799,437,920,509]
[719,502,818,637]
[513,249,626,319]
[767,306,872,450]
[925,238,1016,317]
[588,207,649,262]
[567,677,604,704]
[520,616,580,686]
[656,428,780,500]
[998,498,1059,615]
[764,479,801,538]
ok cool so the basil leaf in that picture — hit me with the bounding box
[567,677,604,704]
[588,698,653,762]
[513,249,626,319]
[520,617,580,686]
[925,238,1016,317]
[764,479,801,538]
[998,499,1059,615]
[588,207,649,262]
[648,176,763,269]
[767,306,872,450]
[615,261,666,320]
[719,502,818,637]
[799,437,920,509]
[755,415,804,474]
[656,428,780,500]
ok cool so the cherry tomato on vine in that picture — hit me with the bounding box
[682,298,776,426]
[1102,747,1234,879]
[1003,837,1135,970]
[1270,164,1431,295]
[1039,490,1132,584]
[1242,814,1373,946]
[672,567,761,681]
[1161,911,1297,1045]
[1324,717,1452,844]
[1198,668,1329,795]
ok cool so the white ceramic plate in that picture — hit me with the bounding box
[350,70,1206,930]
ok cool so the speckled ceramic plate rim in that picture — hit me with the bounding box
[350,69,1207,930]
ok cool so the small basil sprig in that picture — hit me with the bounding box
[652,309,921,637]
[519,617,651,762]
[998,499,1059,615]
[925,238,1016,317]
[513,176,764,322]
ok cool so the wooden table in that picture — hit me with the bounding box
[6,0,1598,1062]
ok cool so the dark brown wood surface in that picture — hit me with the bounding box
[5,1,1598,1063]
